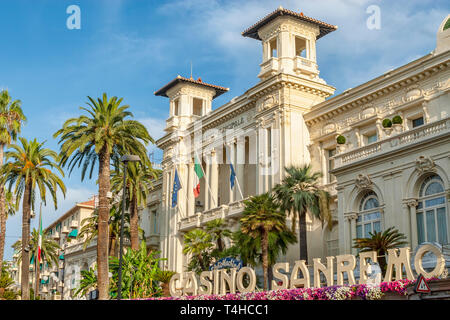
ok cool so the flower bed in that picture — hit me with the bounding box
[140,278,439,301]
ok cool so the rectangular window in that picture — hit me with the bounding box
[356,225,362,239]
[152,210,158,234]
[295,37,307,58]
[367,133,377,144]
[437,207,448,244]
[269,38,277,58]
[412,117,424,128]
[174,99,180,116]
[426,210,436,242]
[193,98,203,116]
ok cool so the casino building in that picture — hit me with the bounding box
[146,7,450,274]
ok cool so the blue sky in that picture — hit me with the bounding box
[0,0,448,260]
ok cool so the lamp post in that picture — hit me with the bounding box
[117,154,140,300]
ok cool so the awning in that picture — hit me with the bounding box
[68,229,78,238]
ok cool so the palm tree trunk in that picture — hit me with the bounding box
[21,181,32,300]
[129,194,139,250]
[298,210,308,261]
[268,264,273,290]
[261,228,269,291]
[97,147,111,300]
[109,236,116,258]
[35,255,40,299]
[0,143,5,271]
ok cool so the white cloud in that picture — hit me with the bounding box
[155,0,447,93]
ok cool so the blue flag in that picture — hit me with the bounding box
[172,169,182,208]
[230,163,236,189]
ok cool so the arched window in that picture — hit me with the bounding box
[356,190,381,238]
[417,174,448,244]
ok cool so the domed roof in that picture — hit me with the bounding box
[436,14,450,55]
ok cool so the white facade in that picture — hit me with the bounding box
[153,8,450,274]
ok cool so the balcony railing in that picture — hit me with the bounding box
[334,117,450,168]
[258,58,279,78]
[179,198,248,232]
[294,56,319,76]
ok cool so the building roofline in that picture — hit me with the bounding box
[154,75,229,99]
[242,7,337,40]
[304,50,450,124]
[44,200,95,232]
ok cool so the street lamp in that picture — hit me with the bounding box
[118,154,140,300]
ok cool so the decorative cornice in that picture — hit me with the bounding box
[304,54,450,126]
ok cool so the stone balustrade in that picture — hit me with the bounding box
[334,117,450,168]
[178,198,248,232]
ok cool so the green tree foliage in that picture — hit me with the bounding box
[239,193,288,291]
[77,204,132,258]
[273,165,331,261]
[110,160,158,250]
[0,138,65,300]
[109,241,164,299]
[183,229,214,273]
[205,218,232,257]
[353,226,408,273]
[54,93,152,299]
[0,90,26,274]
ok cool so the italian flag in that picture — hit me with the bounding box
[37,211,43,263]
[193,157,204,198]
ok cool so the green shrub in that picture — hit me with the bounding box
[382,119,392,128]
[392,115,403,124]
[336,135,346,144]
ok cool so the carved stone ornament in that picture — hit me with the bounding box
[415,156,436,173]
[355,174,373,190]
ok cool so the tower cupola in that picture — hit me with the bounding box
[154,75,229,132]
[242,6,337,82]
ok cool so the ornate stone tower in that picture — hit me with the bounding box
[242,6,337,83]
[154,75,229,133]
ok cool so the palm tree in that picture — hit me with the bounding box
[240,193,287,291]
[54,93,152,299]
[110,160,158,250]
[205,218,232,253]
[183,229,213,273]
[13,228,60,297]
[231,228,297,288]
[0,90,26,272]
[353,227,408,273]
[0,189,18,273]
[0,138,66,300]
[273,165,331,262]
[77,204,132,258]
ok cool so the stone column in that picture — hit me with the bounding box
[402,202,411,247]
[187,161,195,216]
[236,137,245,201]
[349,213,358,255]
[205,153,211,210]
[375,119,383,140]
[319,143,327,184]
[407,199,419,250]
[344,215,351,254]
[210,149,219,209]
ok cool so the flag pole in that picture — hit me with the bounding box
[175,165,189,218]
[227,148,244,200]
[194,149,217,209]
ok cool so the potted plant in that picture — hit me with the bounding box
[392,115,403,133]
[154,270,176,297]
[336,135,346,152]
[382,118,393,136]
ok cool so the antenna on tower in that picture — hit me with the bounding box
[190,61,193,79]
